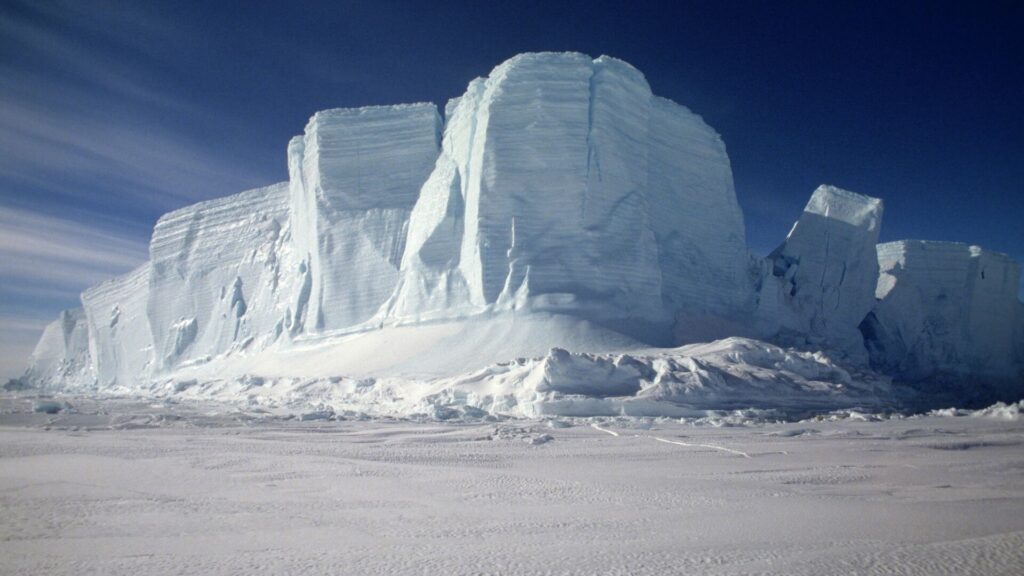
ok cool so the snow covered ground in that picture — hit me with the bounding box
[2,395,1022,575]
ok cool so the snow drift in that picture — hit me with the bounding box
[16,52,1024,416]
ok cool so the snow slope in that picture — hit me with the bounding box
[139,332,890,420]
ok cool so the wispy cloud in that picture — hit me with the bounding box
[0,1,280,378]
[0,0,279,212]
[0,206,149,380]
[0,206,148,286]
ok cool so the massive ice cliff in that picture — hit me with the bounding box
[388,54,750,343]
[16,52,1024,413]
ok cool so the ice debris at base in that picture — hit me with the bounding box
[96,337,892,420]
[18,52,1024,417]
[929,401,1023,422]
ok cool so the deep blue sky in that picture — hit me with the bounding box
[1,0,1022,378]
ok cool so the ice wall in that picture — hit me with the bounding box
[390,53,750,341]
[22,308,93,389]
[648,96,751,336]
[861,241,1023,385]
[289,104,441,333]
[17,52,1022,404]
[81,263,153,386]
[148,182,294,370]
[758,185,883,357]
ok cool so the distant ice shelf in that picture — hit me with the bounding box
[15,52,1024,417]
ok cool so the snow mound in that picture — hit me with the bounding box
[930,401,1023,422]
[148,336,890,419]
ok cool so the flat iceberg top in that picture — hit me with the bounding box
[804,184,883,229]
[308,102,438,122]
[878,239,1015,263]
[153,182,289,230]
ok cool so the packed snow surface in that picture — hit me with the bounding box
[2,396,1023,575]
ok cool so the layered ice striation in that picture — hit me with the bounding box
[861,241,1024,388]
[16,52,1024,411]
[389,53,750,341]
[81,263,153,387]
[148,183,294,370]
[289,104,441,334]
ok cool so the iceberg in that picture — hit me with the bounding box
[390,54,750,343]
[16,52,1024,414]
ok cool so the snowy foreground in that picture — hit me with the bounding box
[2,396,1022,575]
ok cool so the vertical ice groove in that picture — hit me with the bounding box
[292,103,441,333]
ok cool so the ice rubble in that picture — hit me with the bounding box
[136,337,889,420]
[17,52,1024,415]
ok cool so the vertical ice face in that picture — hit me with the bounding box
[861,241,1023,383]
[390,52,750,341]
[147,182,293,370]
[760,185,884,356]
[289,104,442,333]
[81,263,153,387]
[22,308,93,389]
[459,53,598,308]
[648,97,752,338]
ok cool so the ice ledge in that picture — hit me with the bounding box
[804,184,883,230]
[307,102,439,123]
